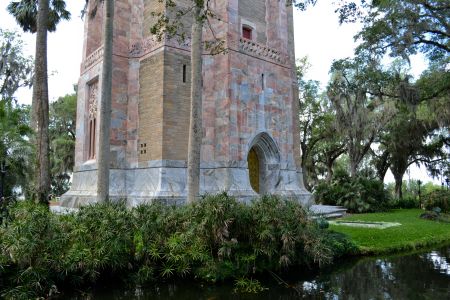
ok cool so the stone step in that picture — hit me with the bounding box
[309,205,347,219]
[322,212,346,219]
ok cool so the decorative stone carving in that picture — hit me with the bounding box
[84,47,104,70]
[129,37,162,57]
[129,37,190,57]
[88,81,98,119]
[239,38,287,65]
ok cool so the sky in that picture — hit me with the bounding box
[0,1,439,185]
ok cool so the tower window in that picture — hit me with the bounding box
[182,64,187,83]
[242,26,252,40]
[88,118,96,159]
[87,81,98,160]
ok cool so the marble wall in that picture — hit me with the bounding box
[61,0,312,208]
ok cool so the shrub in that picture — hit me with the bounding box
[63,201,134,283]
[423,190,450,213]
[315,174,390,213]
[389,196,420,209]
[0,194,356,298]
[0,201,67,299]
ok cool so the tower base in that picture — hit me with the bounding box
[60,160,313,208]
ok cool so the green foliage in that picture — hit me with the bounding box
[315,170,390,213]
[0,100,33,199]
[352,0,450,62]
[423,190,450,213]
[0,201,66,299]
[49,91,77,195]
[327,56,396,177]
[297,57,346,189]
[234,278,267,294]
[389,196,420,209]
[7,0,71,33]
[0,29,33,100]
[331,209,450,255]
[0,194,356,298]
[0,30,34,199]
[63,201,134,282]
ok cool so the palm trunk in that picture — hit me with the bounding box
[97,0,114,203]
[186,6,203,203]
[33,0,50,204]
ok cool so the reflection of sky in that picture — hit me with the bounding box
[376,259,396,281]
[424,251,450,275]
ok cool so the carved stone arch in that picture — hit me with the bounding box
[247,132,281,194]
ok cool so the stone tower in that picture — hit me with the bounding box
[61,0,311,207]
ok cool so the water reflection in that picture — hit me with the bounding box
[62,245,450,299]
[424,251,450,275]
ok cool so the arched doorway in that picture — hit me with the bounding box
[248,148,260,193]
[247,132,281,194]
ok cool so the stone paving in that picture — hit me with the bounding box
[309,205,348,219]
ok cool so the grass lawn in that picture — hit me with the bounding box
[330,209,450,255]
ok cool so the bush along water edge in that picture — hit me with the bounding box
[0,193,356,299]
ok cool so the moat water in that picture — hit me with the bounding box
[63,244,450,299]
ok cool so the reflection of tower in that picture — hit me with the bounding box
[61,0,311,207]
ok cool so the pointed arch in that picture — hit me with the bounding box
[247,132,280,164]
[247,132,281,194]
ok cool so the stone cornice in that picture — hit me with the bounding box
[129,37,191,58]
[238,38,287,65]
[83,46,103,71]
[82,38,288,68]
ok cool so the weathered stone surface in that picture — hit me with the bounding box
[61,0,312,207]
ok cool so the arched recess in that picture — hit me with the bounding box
[247,132,281,194]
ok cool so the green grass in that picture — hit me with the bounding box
[330,209,450,255]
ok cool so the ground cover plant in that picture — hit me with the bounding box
[0,194,355,299]
[331,209,450,255]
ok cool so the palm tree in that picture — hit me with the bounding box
[186,4,204,203]
[7,0,70,203]
[84,0,114,203]
[96,0,114,203]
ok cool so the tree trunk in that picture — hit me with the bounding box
[394,173,403,199]
[349,159,358,178]
[97,0,114,203]
[378,167,388,182]
[33,0,50,204]
[326,162,333,183]
[0,160,5,199]
[302,167,310,190]
[186,6,203,203]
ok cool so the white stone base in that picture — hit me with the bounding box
[60,160,312,208]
